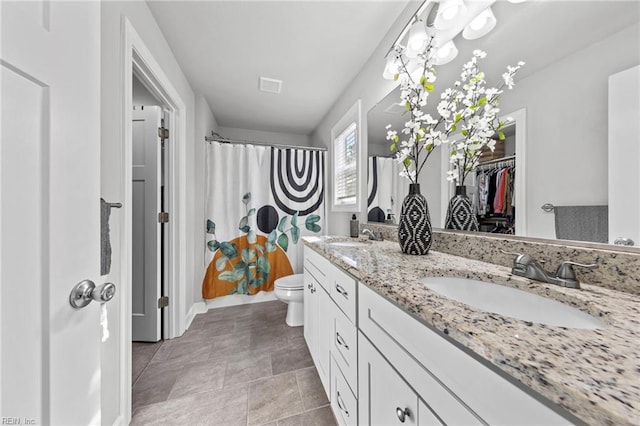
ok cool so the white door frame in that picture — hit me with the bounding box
[119,16,188,423]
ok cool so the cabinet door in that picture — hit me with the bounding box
[303,268,317,357]
[316,285,332,396]
[359,333,418,426]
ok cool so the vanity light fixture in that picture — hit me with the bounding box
[434,0,467,30]
[462,7,497,40]
[434,40,458,65]
[406,20,429,58]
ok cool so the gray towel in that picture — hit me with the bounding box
[101,198,112,275]
[554,205,608,243]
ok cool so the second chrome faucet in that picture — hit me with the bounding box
[503,251,598,289]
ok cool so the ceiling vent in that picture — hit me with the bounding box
[259,77,283,94]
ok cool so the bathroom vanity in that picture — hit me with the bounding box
[303,236,639,425]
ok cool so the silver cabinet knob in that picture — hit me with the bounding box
[69,280,116,309]
[396,407,410,423]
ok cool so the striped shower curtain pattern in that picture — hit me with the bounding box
[202,142,325,299]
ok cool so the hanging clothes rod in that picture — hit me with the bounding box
[204,132,327,152]
[475,155,516,171]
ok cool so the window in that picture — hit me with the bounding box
[331,100,361,211]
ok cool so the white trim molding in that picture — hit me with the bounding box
[330,99,362,213]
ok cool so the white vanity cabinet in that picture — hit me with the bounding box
[304,246,359,425]
[303,248,333,395]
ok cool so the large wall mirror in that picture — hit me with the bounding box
[367,0,639,247]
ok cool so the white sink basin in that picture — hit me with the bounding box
[328,241,369,248]
[421,277,605,329]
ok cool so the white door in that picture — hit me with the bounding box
[132,107,162,342]
[1,1,103,425]
[608,65,640,247]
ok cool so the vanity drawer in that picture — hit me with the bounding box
[304,246,330,291]
[331,300,357,395]
[358,283,572,425]
[329,265,357,323]
[331,355,357,426]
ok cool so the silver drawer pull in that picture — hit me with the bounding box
[335,283,348,298]
[336,391,349,417]
[396,407,410,423]
[336,332,349,350]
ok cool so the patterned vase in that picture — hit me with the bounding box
[445,186,479,231]
[398,183,432,255]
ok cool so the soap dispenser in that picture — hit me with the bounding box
[350,214,359,237]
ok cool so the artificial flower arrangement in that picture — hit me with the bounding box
[385,39,525,186]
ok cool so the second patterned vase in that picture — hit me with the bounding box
[445,186,479,231]
[398,183,432,255]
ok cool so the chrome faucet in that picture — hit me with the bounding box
[362,228,383,241]
[502,251,598,289]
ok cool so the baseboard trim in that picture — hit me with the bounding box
[185,301,207,330]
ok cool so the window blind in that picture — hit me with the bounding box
[334,121,357,206]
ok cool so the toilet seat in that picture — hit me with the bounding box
[274,274,304,290]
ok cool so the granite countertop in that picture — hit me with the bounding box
[303,236,640,426]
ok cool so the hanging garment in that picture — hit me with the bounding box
[202,142,326,299]
[493,168,505,214]
[487,171,498,214]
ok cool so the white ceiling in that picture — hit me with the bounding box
[146,0,414,135]
[368,0,640,147]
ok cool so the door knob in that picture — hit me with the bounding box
[69,280,117,309]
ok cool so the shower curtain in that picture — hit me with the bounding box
[367,156,409,223]
[202,142,325,299]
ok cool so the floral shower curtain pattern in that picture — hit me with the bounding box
[202,142,325,299]
[367,156,409,223]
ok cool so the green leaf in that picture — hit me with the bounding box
[420,75,426,85]
[478,97,488,106]
[207,239,220,252]
[255,244,264,255]
[498,132,506,140]
[277,216,288,232]
[257,256,271,274]
[268,229,277,244]
[242,248,256,264]
[254,277,266,287]
[291,211,298,227]
[449,124,457,133]
[218,271,237,282]
[247,230,257,244]
[305,214,321,225]
[390,143,396,151]
[233,264,246,280]
[219,242,238,259]
[497,120,504,130]
[291,226,300,244]
[404,158,411,167]
[242,192,251,205]
[266,242,276,252]
[454,113,462,123]
[393,73,399,81]
[425,83,435,92]
[461,129,469,137]
[247,208,256,216]
[215,256,228,271]
[237,279,247,292]
[307,223,321,233]
[405,102,411,111]
[206,220,216,234]
[277,232,289,252]
[238,216,248,231]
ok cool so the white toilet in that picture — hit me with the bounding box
[274,274,304,327]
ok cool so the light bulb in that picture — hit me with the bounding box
[434,40,458,65]
[462,7,497,40]
[434,0,466,30]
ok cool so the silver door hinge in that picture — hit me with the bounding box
[158,126,169,139]
[158,212,169,223]
[158,296,169,309]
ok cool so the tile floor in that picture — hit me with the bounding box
[131,300,337,426]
